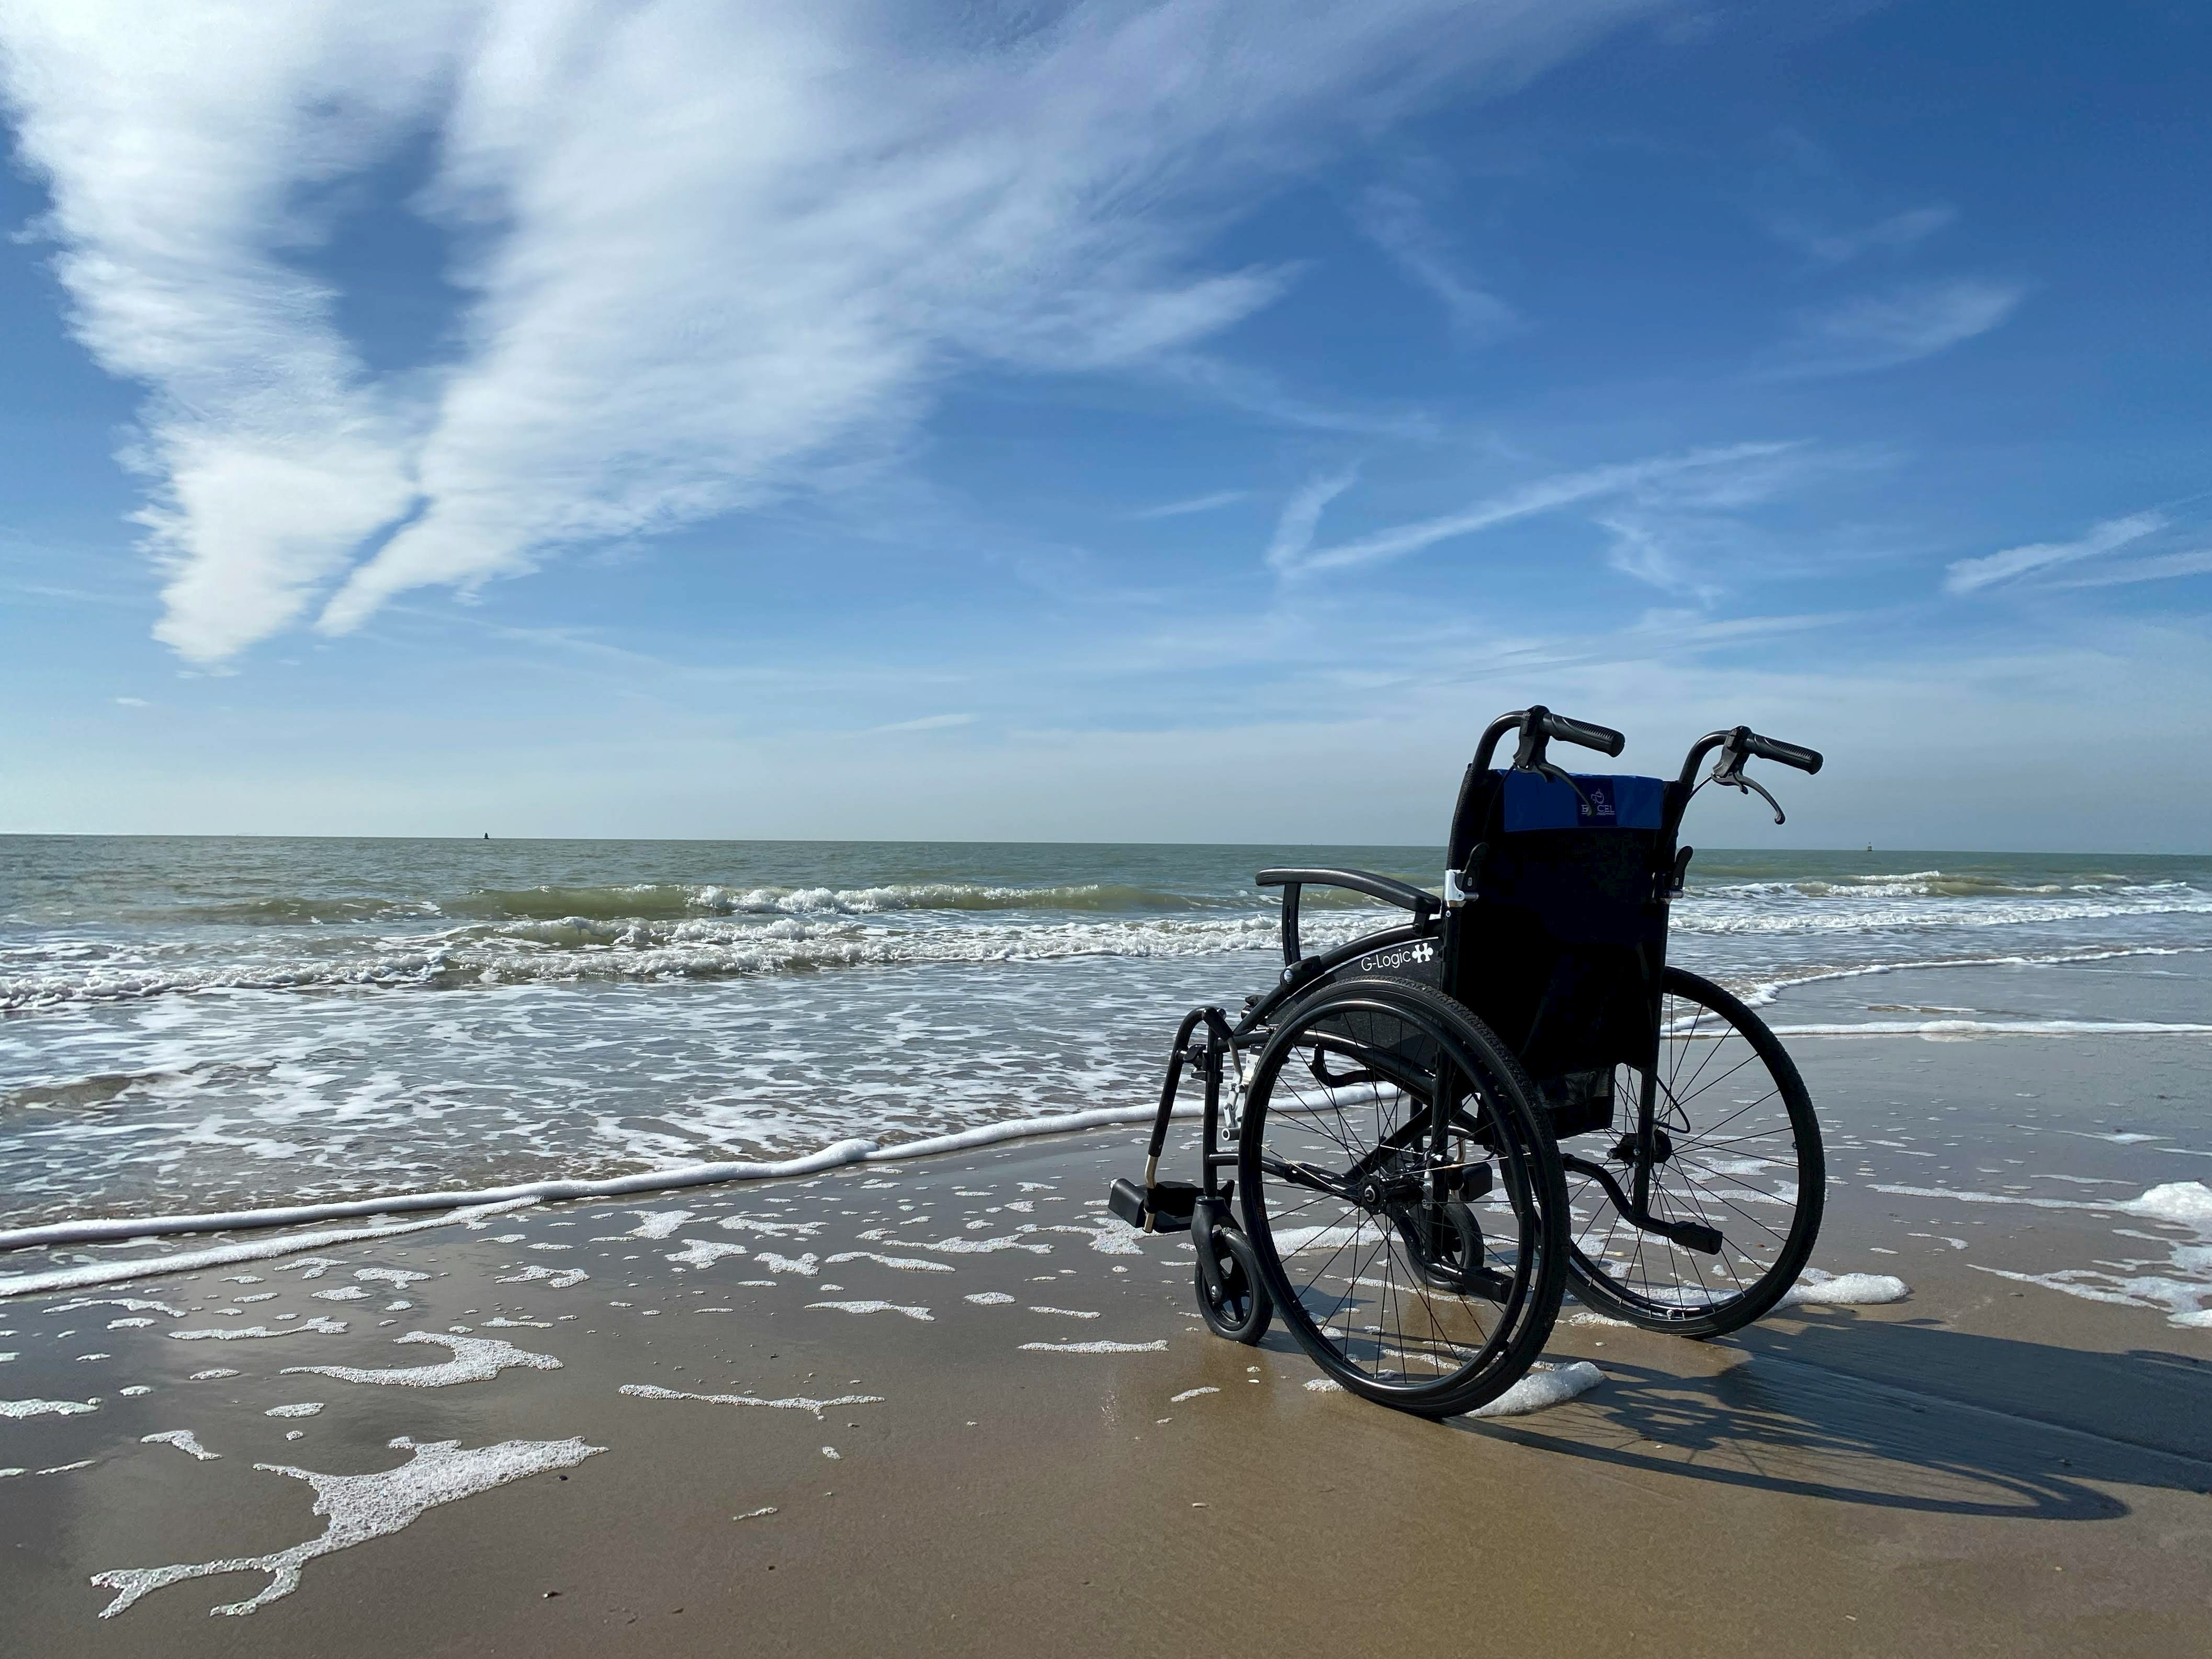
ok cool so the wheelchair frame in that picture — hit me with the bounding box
[1110,705,1825,1412]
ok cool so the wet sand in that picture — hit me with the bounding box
[3,1032,2209,1657]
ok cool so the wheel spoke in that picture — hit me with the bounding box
[1566,970,1819,1328]
[1246,987,1560,1407]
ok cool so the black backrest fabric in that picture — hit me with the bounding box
[1444,767,1682,1079]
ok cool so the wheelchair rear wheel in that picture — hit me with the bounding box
[1564,967,1824,1337]
[1237,978,1567,1418]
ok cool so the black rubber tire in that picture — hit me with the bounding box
[1565,966,1824,1338]
[1193,1221,1272,1345]
[1237,978,1568,1418]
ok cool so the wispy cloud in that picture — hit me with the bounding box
[1130,490,1249,522]
[1265,468,1362,570]
[1284,443,1799,575]
[1945,512,2165,595]
[1353,182,1517,343]
[0,0,1659,663]
[1596,516,1725,605]
[2050,547,2212,589]
[1771,278,2026,378]
[872,712,975,733]
[1774,204,1956,265]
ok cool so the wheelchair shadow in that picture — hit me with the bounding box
[1455,1309,2212,1521]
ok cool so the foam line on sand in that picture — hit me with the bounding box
[0,1104,1196,1260]
[0,1199,536,1302]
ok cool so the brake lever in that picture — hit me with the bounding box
[1509,715,1594,809]
[1710,739,1786,824]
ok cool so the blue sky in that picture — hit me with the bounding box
[1,1,2206,849]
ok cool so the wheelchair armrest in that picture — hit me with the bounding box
[1255,868,1441,967]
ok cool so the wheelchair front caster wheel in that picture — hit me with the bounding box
[1194,1217,1272,1345]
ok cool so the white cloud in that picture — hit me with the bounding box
[871,712,975,733]
[1286,442,1798,575]
[1944,512,2165,595]
[1264,468,1361,570]
[1129,490,1248,521]
[1354,182,1517,342]
[0,3,462,662]
[0,0,1664,662]
[2051,547,2212,589]
[1596,515,1725,604]
[1776,204,1956,265]
[111,696,149,707]
[1775,277,2025,378]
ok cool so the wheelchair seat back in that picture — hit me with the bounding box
[1445,767,1683,1091]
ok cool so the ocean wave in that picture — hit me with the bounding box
[147,878,1342,927]
[1674,882,2212,936]
[1724,943,2212,1009]
[0,909,1387,1011]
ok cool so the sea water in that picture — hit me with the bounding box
[1,836,2206,1228]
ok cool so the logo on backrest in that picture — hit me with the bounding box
[1577,780,1617,823]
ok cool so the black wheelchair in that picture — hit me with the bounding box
[1110,707,1826,1417]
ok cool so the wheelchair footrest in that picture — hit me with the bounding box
[1107,1177,1198,1234]
[1647,1217,1723,1256]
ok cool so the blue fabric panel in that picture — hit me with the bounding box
[1499,771,1664,831]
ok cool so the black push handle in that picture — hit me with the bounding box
[1472,705,1627,771]
[1532,709,1626,758]
[1737,730,1823,774]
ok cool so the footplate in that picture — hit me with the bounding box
[1108,1176,1198,1234]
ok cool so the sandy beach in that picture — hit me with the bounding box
[3,1026,2208,1658]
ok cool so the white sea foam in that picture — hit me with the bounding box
[911,1235,1052,1257]
[91,1435,604,1618]
[141,1429,220,1460]
[2,1397,97,1417]
[1038,1223,1144,1257]
[2124,1182,2212,1227]
[823,1250,953,1273]
[493,1265,588,1288]
[618,1383,884,1417]
[1469,1360,1606,1418]
[0,1201,535,1302]
[0,1108,1196,1272]
[353,1268,428,1288]
[1773,1269,1911,1310]
[1169,1386,1219,1403]
[663,1240,753,1269]
[188,1368,238,1381]
[1019,1339,1167,1353]
[714,1215,821,1238]
[281,1331,560,1389]
[808,1300,934,1321]
[265,1403,324,1418]
[964,1292,1015,1305]
[170,1317,347,1341]
[1767,1018,2212,1040]
[756,1251,820,1276]
[1027,1306,1101,1319]
[1870,1179,2212,1222]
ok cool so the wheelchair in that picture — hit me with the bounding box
[1110,707,1826,1418]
